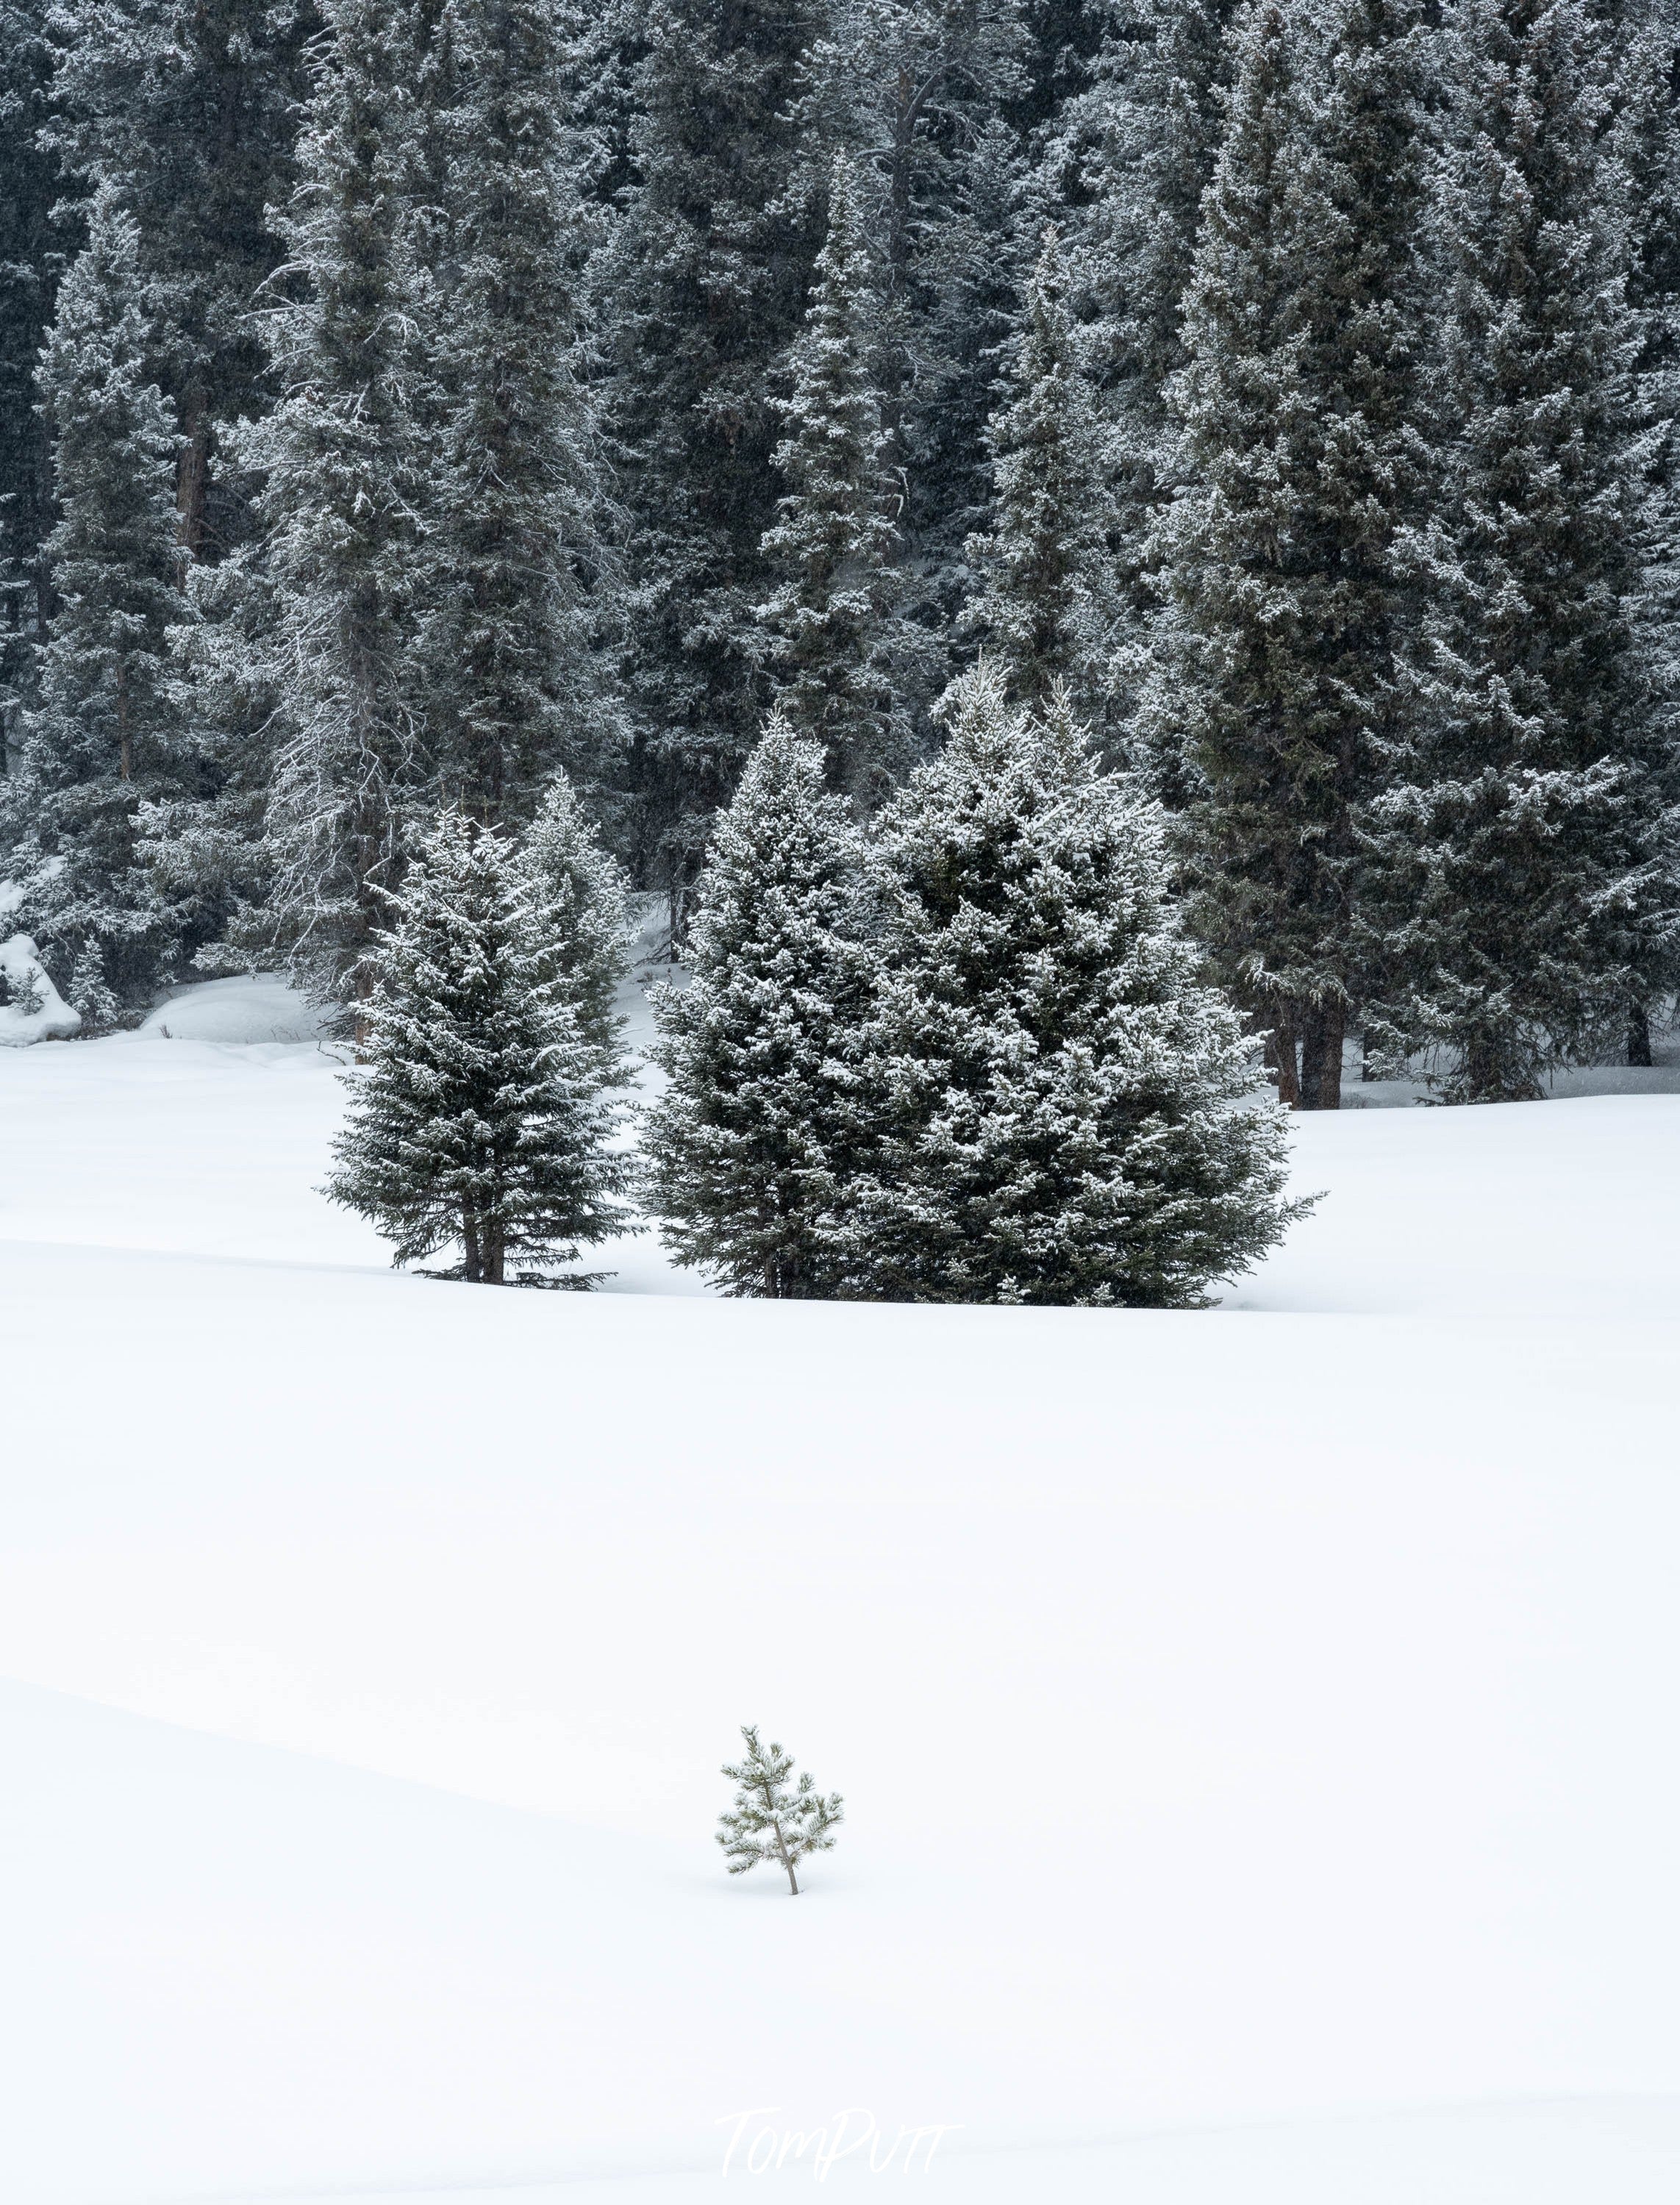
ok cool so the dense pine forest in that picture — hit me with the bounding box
[3,0,1679,1117]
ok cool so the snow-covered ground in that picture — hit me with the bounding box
[3,977,1679,2203]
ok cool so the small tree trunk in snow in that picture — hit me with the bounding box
[1628,1003,1654,1068]
[1265,1017,1301,1109]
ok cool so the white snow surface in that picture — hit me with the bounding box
[134,970,337,1043]
[2,978,1680,2202]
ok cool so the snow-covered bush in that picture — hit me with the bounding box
[0,927,82,1046]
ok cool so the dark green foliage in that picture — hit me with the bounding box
[49,0,314,558]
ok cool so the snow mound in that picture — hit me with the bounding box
[0,932,81,1046]
[136,973,335,1045]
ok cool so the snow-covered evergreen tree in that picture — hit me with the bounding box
[964,225,1108,715]
[1143,0,1431,1108]
[0,0,68,765]
[1058,0,1245,688]
[2,187,194,1023]
[838,660,1303,1305]
[643,712,873,1298]
[1617,0,1680,1063]
[229,0,437,1012]
[422,0,623,821]
[522,768,633,1082]
[1359,0,1678,1101]
[758,157,919,805]
[794,0,1034,654]
[326,807,631,1283]
[606,0,826,910]
[717,1725,843,1895]
[49,0,312,556]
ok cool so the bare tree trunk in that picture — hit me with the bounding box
[1265,1013,1301,1109]
[771,1812,799,1893]
[1299,998,1345,1111]
[1628,1002,1653,1068]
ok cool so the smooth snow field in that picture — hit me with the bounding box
[3,985,1680,2204]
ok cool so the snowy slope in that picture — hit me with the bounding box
[2,991,1679,2201]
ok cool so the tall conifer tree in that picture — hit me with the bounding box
[758,157,918,805]
[1060,0,1245,683]
[0,0,68,762]
[607,0,825,915]
[50,0,312,557]
[796,0,1034,648]
[228,0,435,1009]
[1360,0,1678,1099]
[1143,0,1431,1108]
[423,0,623,823]
[965,225,1109,716]
[3,188,193,1023]
[522,767,633,1084]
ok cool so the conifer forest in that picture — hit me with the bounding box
[4,0,1680,1297]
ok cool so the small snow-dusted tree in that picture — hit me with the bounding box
[643,713,873,1298]
[717,1725,843,1895]
[326,807,630,1283]
[840,661,1304,1306]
